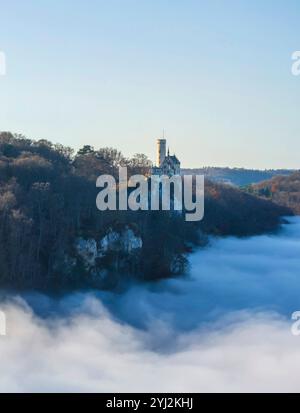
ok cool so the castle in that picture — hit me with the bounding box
[152,138,181,176]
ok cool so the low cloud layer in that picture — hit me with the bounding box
[0,217,300,392]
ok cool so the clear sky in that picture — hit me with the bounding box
[0,0,299,169]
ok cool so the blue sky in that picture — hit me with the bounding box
[0,0,299,168]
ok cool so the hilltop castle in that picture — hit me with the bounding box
[152,138,181,176]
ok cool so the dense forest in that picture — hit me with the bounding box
[0,132,292,291]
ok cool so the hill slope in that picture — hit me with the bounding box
[0,132,292,290]
[249,171,300,214]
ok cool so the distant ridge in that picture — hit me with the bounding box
[181,167,295,187]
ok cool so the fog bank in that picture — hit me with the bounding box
[1,217,300,392]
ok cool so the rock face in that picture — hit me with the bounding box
[74,238,98,268]
[100,228,143,254]
[74,227,143,287]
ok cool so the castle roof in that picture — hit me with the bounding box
[168,154,180,164]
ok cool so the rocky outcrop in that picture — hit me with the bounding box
[73,227,143,287]
[100,228,143,253]
[74,238,98,269]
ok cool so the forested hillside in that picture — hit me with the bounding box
[248,172,300,214]
[0,132,292,290]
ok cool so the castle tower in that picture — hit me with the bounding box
[156,138,166,167]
